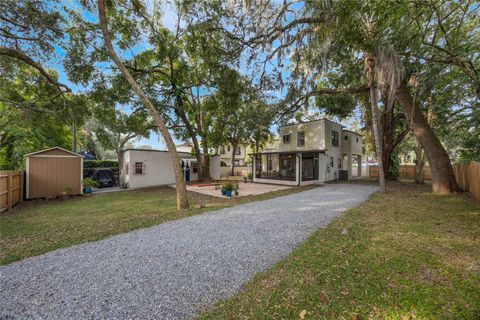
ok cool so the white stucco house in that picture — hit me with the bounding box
[253,119,363,186]
[175,142,194,154]
[218,143,249,166]
[120,149,220,189]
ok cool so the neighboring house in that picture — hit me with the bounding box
[120,149,220,189]
[253,119,363,186]
[175,142,193,154]
[218,143,249,166]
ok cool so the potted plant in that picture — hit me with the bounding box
[220,185,227,195]
[234,182,240,196]
[223,183,234,197]
[83,178,98,194]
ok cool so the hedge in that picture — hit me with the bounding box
[83,160,118,169]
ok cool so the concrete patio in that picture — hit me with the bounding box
[185,181,290,197]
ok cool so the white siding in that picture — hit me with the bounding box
[277,120,326,152]
[125,151,176,188]
[323,120,343,181]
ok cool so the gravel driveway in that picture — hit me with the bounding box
[0,183,377,320]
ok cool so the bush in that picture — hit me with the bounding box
[220,160,228,167]
[82,178,98,188]
[83,160,118,169]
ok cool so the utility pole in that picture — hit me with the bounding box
[72,114,76,153]
[69,98,76,153]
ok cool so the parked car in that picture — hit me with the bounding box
[93,169,114,188]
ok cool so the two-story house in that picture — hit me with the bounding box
[176,141,250,167]
[252,119,362,186]
[218,143,249,167]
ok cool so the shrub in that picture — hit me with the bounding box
[83,160,118,169]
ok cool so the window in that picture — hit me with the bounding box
[220,146,225,154]
[134,162,144,175]
[233,160,240,166]
[345,135,348,140]
[235,147,241,155]
[192,162,198,173]
[331,131,339,147]
[330,156,334,167]
[283,133,291,144]
[227,145,231,152]
[297,131,305,147]
[267,159,273,171]
[337,158,341,169]
[356,137,359,143]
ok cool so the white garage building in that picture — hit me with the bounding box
[120,149,220,189]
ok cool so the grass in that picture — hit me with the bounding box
[0,185,315,265]
[198,181,480,320]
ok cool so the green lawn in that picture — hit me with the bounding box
[198,181,480,320]
[0,185,314,265]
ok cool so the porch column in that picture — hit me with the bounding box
[296,153,302,186]
[252,155,256,182]
[346,154,353,180]
[357,155,362,177]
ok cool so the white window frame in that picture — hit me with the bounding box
[297,131,305,147]
[134,162,144,175]
[331,131,339,147]
[282,134,291,144]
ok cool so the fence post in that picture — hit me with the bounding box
[20,171,24,201]
[7,173,13,211]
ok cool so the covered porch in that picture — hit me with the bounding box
[252,151,327,186]
[342,154,363,179]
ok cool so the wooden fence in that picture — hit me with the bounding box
[0,170,23,213]
[368,165,431,179]
[453,161,480,204]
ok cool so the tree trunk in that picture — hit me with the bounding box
[370,86,387,193]
[381,106,395,180]
[98,0,189,209]
[414,144,425,184]
[395,82,460,194]
[201,143,211,180]
[117,151,123,181]
[365,52,386,193]
[230,143,237,176]
[175,108,209,181]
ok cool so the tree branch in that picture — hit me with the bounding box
[0,47,71,92]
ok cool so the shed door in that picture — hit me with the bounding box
[29,157,81,198]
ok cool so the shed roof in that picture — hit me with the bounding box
[25,147,83,157]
